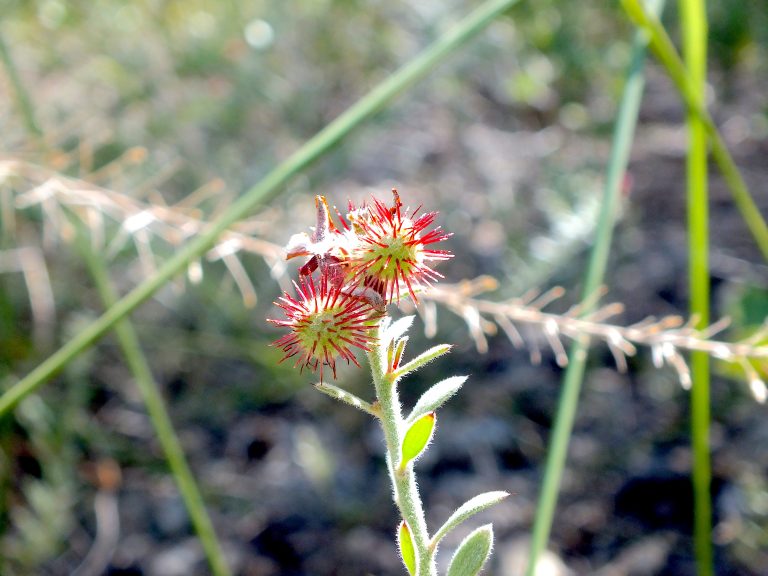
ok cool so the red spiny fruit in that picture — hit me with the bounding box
[268,273,382,379]
[349,189,452,303]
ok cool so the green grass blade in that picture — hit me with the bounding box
[0,0,520,418]
[679,0,714,573]
[0,31,43,139]
[525,1,664,573]
[80,237,231,576]
[621,0,768,261]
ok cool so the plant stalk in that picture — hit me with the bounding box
[525,0,663,572]
[621,0,768,261]
[80,240,231,576]
[368,324,435,576]
[679,0,714,572]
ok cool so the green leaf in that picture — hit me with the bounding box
[314,381,376,416]
[398,521,416,575]
[447,524,494,576]
[431,491,508,546]
[394,344,452,379]
[400,412,436,469]
[407,376,467,424]
[383,315,415,345]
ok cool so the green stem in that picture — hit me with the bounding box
[525,1,664,572]
[80,239,231,576]
[621,0,768,261]
[0,29,43,139]
[314,381,376,416]
[368,325,435,576]
[0,0,520,418]
[679,0,714,572]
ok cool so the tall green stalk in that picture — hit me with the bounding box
[80,236,231,576]
[0,0,520,418]
[525,1,664,572]
[679,0,714,573]
[621,0,768,262]
[4,28,231,568]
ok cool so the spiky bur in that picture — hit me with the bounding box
[268,274,381,380]
[268,191,504,575]
[270,189,452,378]
[347,190,452,303]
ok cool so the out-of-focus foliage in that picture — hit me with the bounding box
[1,0,768,574]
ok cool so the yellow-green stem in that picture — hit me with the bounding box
[621,0,768,261]
[525,0,664,572]
[679,0,714,573]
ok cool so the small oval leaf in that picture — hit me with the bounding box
[407,376,467,424]
[394,344,452,378]
[398,521,416,575]
[432,491,509,546]
[446,524,494,576]
[400,412,436,468]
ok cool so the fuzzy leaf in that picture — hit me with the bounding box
[314,382,376,416]
[446,524,494,576]
[398,521,416,575]
[407,376,467,424]
[431,491,508,546]
[385,315,415,345]
[394,344,452,379]
[400,412,436,468]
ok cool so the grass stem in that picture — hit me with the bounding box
[679,0,714,573]
[0,30,43,139]
[525,1,663,572]
[80,237,232,576]
[621,0,768,261]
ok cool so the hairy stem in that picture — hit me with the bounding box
[368,325,435,576]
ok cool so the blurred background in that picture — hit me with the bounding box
[1,0,768,574]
